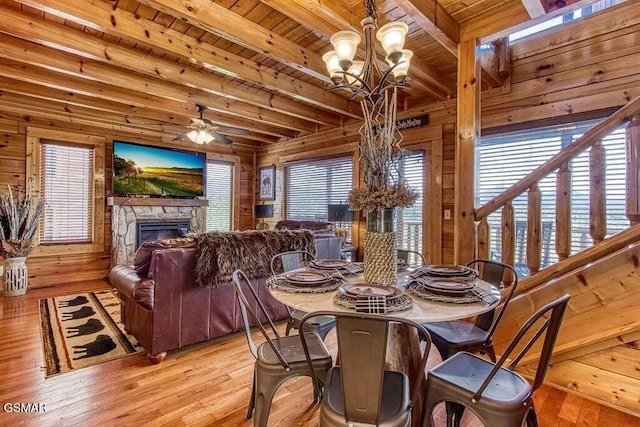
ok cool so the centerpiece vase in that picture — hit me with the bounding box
[364,208,397,285]
[3,256,28,297]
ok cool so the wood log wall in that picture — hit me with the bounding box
[1,2,639,286]
[0,114,257,287]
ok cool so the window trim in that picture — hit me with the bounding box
[205,152,239,230]
[26,127,105,257]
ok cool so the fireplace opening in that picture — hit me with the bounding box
[136,221,190,248]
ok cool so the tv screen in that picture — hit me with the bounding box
[113,141,205,197]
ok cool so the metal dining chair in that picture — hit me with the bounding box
[422,259,519,362]
[422,294,571,427]
[270,250,336,340]
[397,249,426,266]
[299,310,432,427]
[232,269,333,427]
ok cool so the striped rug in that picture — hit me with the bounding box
[39,290,142,377]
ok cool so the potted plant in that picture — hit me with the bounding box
[0,183,45,296]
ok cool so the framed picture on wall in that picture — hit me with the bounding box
[258,165,276,201]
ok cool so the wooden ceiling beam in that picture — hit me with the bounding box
[391,0,460,57]
[0,87,280,144]
[0,7,330,130]
[0,60,295,139]
[0,39,309,138]
[136,0,332,84]
[11,0,358,120]
[259,0,452,100]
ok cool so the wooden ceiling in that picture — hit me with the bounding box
[0,0,591,147]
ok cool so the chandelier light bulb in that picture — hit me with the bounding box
[386,49,413,82]
[330,30,361,71]
[346,60,365,87]
[376,21,409,64]
[322,50,343,83]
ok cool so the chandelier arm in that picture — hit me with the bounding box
[337,71,374,94]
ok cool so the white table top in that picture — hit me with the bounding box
[269,270,500,323]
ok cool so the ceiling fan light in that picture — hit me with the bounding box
[322,50,343,84]
[386,49,413,82]
[330,30,360,70]
[187,129,214,144]
[376,21,408,61]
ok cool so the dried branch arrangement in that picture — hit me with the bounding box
[348,89,418,212]
[0,184,45,258]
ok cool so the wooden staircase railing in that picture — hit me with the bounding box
[474,96,640,286]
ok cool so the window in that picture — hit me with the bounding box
[26,128,104,256]
[40,142,93,242]
[285,156,353,233]
[206,160,233,232]
[394,152,424,258]
[476,119,628,269]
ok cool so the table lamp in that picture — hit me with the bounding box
[254,204,274,230]
[327,203,353,247]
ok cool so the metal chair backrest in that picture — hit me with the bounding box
[397,249,426,266]
[471,294,570,401]
[270,250,316,277]
[231,269,289,368]
[466,259,519,334]
[299,311,432,425]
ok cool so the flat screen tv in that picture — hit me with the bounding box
[113,141,205,197]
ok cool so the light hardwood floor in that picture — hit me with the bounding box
[1,280,639,426]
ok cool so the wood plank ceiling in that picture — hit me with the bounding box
[0,0,570,147]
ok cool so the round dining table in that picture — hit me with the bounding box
[268,268,500,427]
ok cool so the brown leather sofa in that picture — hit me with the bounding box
[109,245,289,363]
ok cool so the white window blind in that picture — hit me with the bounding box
[476,119,628,269]
[285,156,353,232]
[206,160,233,232]
[394,152,424,259]
[40,142,93,243]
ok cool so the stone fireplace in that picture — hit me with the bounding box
[109,197,207,266]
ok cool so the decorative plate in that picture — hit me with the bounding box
[283,271,332,286]
[424,265,476,277]
[312,259,349,269]
[339,283,401,298]
[424,278,474,295]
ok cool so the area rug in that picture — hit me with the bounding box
[39,290,142,377]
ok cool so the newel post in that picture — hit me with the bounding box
[527,183,542,274]
[626,115,640,225]
[589,140,606,243]
[555,163,572,260]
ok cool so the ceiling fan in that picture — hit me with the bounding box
[173,105,246,145]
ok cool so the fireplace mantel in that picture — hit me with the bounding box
[107,197,208,207]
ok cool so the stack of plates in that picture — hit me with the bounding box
[310,259,349,270]
[333,283,413,313]
[421,277,474,296]
[423,265,477,277]
[282,271,333,287]
[410,264,478,281]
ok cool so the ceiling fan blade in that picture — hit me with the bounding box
[216,126,251,135]
[211,130,232,144]
[172,133,187,141]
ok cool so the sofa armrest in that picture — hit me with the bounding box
[109,264,155,310]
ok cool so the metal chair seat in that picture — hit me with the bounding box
[271,251,336,340]
[322,367,409,426]
[232,269,333,427]
[422,259,519,362]
[422,294,571,427]
[288,309,336,340]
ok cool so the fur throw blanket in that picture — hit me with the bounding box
[193,229,316,288]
